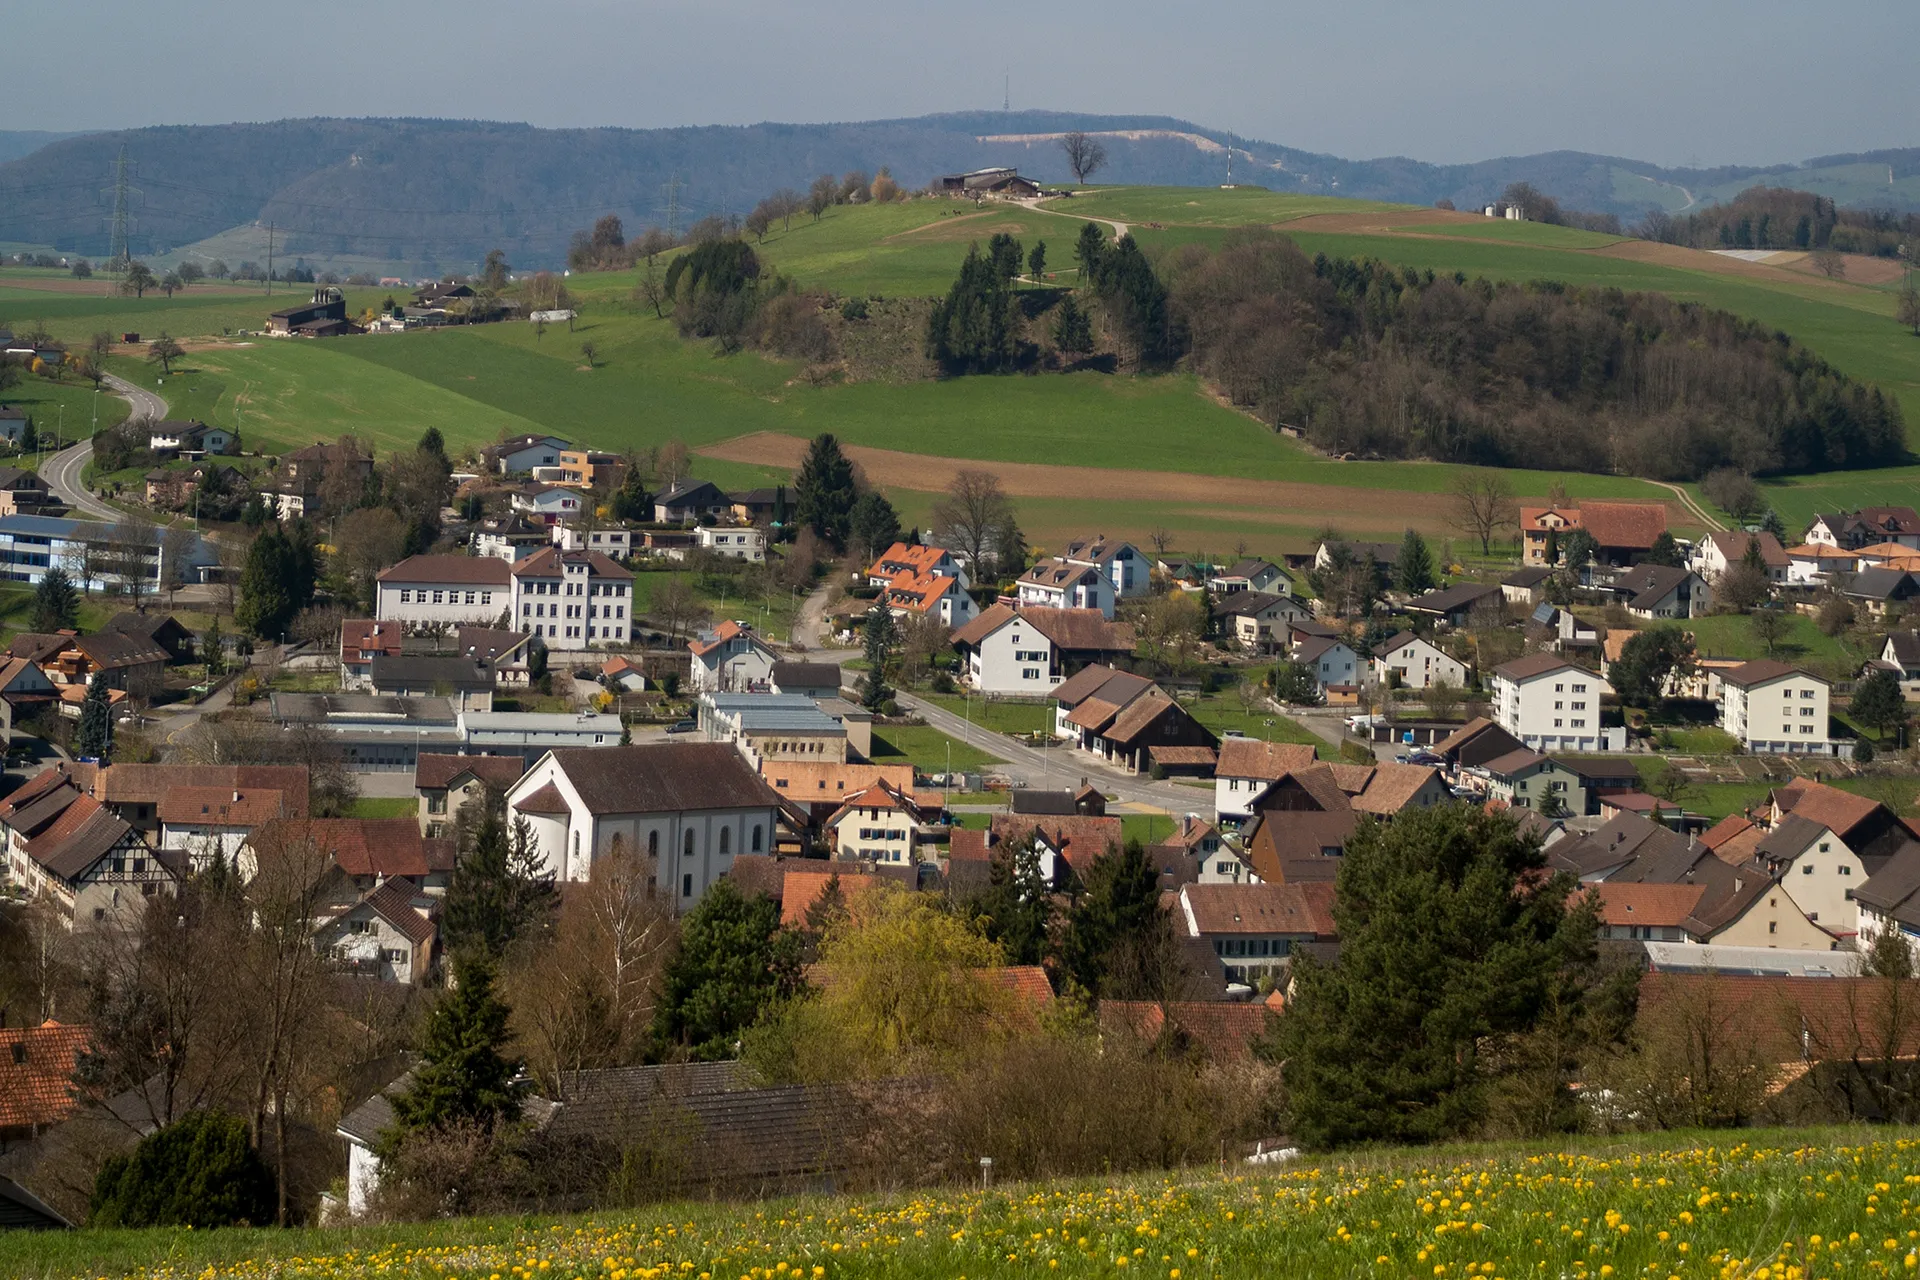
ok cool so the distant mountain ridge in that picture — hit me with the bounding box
[0,112,1913,271]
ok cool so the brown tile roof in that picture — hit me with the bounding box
[415,753,527,791]
[510,546,632,580]
[89,764,311,816]
[1018,558,1103,590]
[1578,501,1668,551]
[354,877,438,946]
[1637,973,1920,1063]
[949,602,1016,648]
[1215,738,1317,781]
[0,1021,89,1132]
[376,554,513,586]
[1099,1000,1276,1062]
[250,818,436,880]
[1771,778,1883,841]
[760,762,917,803]
[989,965,1056,1012]
[1494,652,1586,681]
[1146,744,1217,766]
[1019,608,1135,653]
[340,618,405,659]
[1066,696,1124,733]
[1105,688,1192,746]
[1584,881,1709,928]
[1051,663,1142,708]
[25,796,140,881]
[1698,813,1755,848]
[1720,659,1815,688]
[546,743,781,815]
[1182,881,1338,936]
[1707,530,1790,569]
[1348,762,1442,814]
[948,827,989,862]
[777,866,916,926]
[991,813,1125,870]
[74,630,169,670]
[513,782,570,815]
[0,764,79,823]
[157,786,293,828]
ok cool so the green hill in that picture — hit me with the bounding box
[0,1126,1903,1280]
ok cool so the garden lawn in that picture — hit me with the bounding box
[345,796,418,819]
[1181,693,1333,758]
[1680,612,1864,671]
[868,723,1006,773]
[10,1128,1920,1280]
[917,692,1053,737]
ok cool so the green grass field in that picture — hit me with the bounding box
[1046,185,1399,228]
[6,1128,1916,1280]
[869,723,1006,773]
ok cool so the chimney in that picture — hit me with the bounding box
[233,790,241,803]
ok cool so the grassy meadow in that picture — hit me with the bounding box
[6,1129,1920,1280]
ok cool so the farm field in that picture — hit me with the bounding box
[8,185,1920,555]
[5,1128,1916,1280]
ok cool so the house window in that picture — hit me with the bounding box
[752,825,763,852]
[719,827,731,855]
[400,589,412,603]
[684,830,695,859]
[1803,864,1815,874]
[682,872,693,897]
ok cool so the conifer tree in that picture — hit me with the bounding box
[1074,221,1108,288]
[858,603,895,713]
[202,615,225,677]
[76,672,113,760]
[793,433,857,548]
[972,832,1054,968]
[378,956,524,1155]
[235,526,295,640]
[442,806,556,960]
[1394,529,1436,595]
[31,566,78,632]
[649,879,801,1061]
[1059,838,1161,999]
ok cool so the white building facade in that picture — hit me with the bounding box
[1717,661,1834,755]
[1491,653,1614,753]
[374,556,512,628]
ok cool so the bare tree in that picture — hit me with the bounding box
[159,524,197,610]
[1060,132,1108,185]
[107,512,159,610]
[657,440,692,489]
[1146,526,1173,557]
[931,470,1014,579]
[1809,248,1846,279]
[650,574,710,646]
[1449,471,1517,556]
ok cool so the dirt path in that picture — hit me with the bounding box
[1021,196,1126,241]
[1650,480,1725,533]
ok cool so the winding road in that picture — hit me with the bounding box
[40,372,164,522]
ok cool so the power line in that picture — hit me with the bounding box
[101,144,139,269]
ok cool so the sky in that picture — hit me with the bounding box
[5,0,1913,169]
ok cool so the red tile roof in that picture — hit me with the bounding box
[340,618,404,660]
[1181,881,1338,936]
[157,786,293,828]
[1584,881,1708,928]
[414,753,527,791]
[513,782,570,815]
[866,542,951,581]
[1771,778,1882,841]
[689,620,769,658]
[249,818,436,879]
[375,554,512,586]
[1578,501,1668,551]
[0,1021,88,1132]
[1099,1001,1276,1061]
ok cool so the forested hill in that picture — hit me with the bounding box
[2,112,1917,270]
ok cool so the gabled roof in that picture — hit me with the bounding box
[1615,563,1698,609]
[1706,530,1789,569]
[84,764,311,814]
[1371,630,1431,658]
[949,602,1017,648]
[689,620,774,660]
[1479,747,1548,777]
[758,761,916,804]
[1100,1000,1278,1062]
[414,753,527,792]
[1494,652,1588,682]
[1844,567,1917,600]
[1293,635,1353,664]
[158,786,292,829]
[657,479,726,505]
[1219,557,1280,581]
[1181,881,1338,936]
[1105,688,1203,747]
[456,627,533,665]
[865,542,951,579]
[1755,813,1830,863]
[986,813,1125,871]
[73,630,169,670]
[1503,566,1555,588]
[510,546,632,581]
[1584,881,1708,928]
[1060,534,1138,564]
[370,653,492,691]
[0,1020,89,1132]
[1212,589,1292,620]
[349,877,438,946]
[881,568,961,613]
[249,817,439,880]
[1579,501,1667,550]
[1770,778,1883,843]
[341,618,405,659]
[1215,738,1318,781]
[542,744,781,816]
[1019,607,1134,652]
[1018,557,1104,590]
[1720,659,1820,689]
[1052,664,1153,710]
[1885,631,1920,667]
[375,554,512,586]
[25,796,140,881]
[770,661,843,691]
[1404,582,1502,616]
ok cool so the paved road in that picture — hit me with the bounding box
[41,372,165,522]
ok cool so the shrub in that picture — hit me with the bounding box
[840,297,869,321]
[90,1110,276,1228]
[1854,738,1875,763]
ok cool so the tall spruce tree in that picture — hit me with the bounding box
[649,879,801,1061]
[1074,221,1108,288]
[793,433,858,548]
[1270,804,1608,1148]
[234,526,296,640]
[972,832,1054,968]
[858,603,895,713]
[442,807,557,960]
[926,244,1021,373]
[31,566,78,632]
[1058,838,1161,999]
[848,491,901,554]
[378,956,523,1155]
[75,672,113,760]
[1395,529,1436,595]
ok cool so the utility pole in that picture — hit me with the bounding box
[265,222,275,297]
[662,176,683,241]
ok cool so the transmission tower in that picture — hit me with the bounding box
[662,174,684,239]
[102,144,139,269]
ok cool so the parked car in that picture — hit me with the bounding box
[665,719,697,734]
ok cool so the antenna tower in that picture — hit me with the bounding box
[1226,132,1234,185]
[102,143,139,269]
[663,174,684,239]
[1004,73,1010,111]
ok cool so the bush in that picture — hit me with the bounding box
[1854,738,1875,763]
[840,297,869,321]
[1338,740,1374,765]
[90,1110,276,1228]
[929,671,956,694]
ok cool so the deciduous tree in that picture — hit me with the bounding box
[931,469,1013,577]
[146,332,184,374]
[1060,132,1108,184]
[1449,471,1517,556]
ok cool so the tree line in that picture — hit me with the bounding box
[1636,185,1920,259]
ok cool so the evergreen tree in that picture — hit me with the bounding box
[848,491,901,553]
[1074,221,1108,288]
[1091,235,1176,367]
[1741,533,1768,572]
[1270,804,1612,1148]
[1852,668,1909,746]
[442,807,557,960]
[609,468,653,522]
[1645,530,1683,567]
[202,615,225,677]
[17,417,35,453]
[90,1110,276,1228]
[793,432,857,547]
[1760,509,1788,540]
[858,603,895,713]
[75,672,113,761]
[235,526,296,640]
[650,879,801,1061]
[31,566,78,632]
[972,832,1054,968]
[1051,295,1094,354]
[926,244,1021,374]
[1027,239,1047,283]
[1394,529,1436,595]
[418,426,448,464]
[1268,659,1325,706]
[1059,838,1160,999]
[379,955,524,1154]
[986,231,1025,283]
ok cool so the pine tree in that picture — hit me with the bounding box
[1645,530,1682,567]
[793,433,857,548]
[848,491,901,554]
[1051,295,1094,354]
[649,879,801,1061]
[75,672,113,761]
[378,956,524,1155]
[1270,804,1611,1148]
[31,566,78,632]
[1074,221,1107,288]
[202,615,225,677]
[442,807,557,960]
[1394,529,1436,595]
[235,526,296,640]
[1059,838,1160,999]
[90,1110,276,1228]
[973,832,1054,968]
[858,602,895,713]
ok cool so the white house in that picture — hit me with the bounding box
[1786,542,1860,586]
[825,780,937,866]
[654,480,731,525]
[1060,534,1150,599]
[1753,814,1861,937]
[503,743,782,901]
[157,786,298,873]
[490,434,571,475]
[1017,558,1115,618]
[551,524,634,558]
[509,547,633,646]
[696,525,766,563]
[1293,635,1361,695]
[1213,737,1318,822]
[688,621,779,693]
[374,555,512,628]
[1615,564,1714,620]
[313,878,438,985]
[509,485,584,525]
[1490,653,1613,753]
[472,515,551,562]
[1716,660,1834,755]
[881,570,977,627]
[1212,591,1310,654]
[1693,530,1789,585]
[1881,632,1920,693]
[949,603,1135,696]
[1209,558,1291,597]
[1370,631,1467,690]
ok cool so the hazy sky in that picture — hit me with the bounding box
[6,0,1912,168]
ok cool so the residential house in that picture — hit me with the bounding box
[1694,530,1790,585]
[1209,558,1290,597]
[1016,558,1114,618]
[824,780,945,865]
[1060,534,1150,599]
[504,743,784,901]
[145,420,233,458]
[1490,653,1612,753]
[937,167,1043,196]
[1501,566,1556,606]
[312,878,439,984]
[730,487,786,525]
[1613,563,1713,620]
[1313,540,1396,573]
[143,461,237,511]
[550,523,634,558]
[375,555,512,628]
[1404,582,1504,628]
[264,441,372,520]
[487,434,571,476]
[1051,665,1219,774]
[340,619,405,690]
[0,1019,90,1151]
[1237,762,1445,883]
[508,485,584,525]
[158,784,300,873]
[1176,881,1338,987]
[1751,814,1868,936]
[950,603,1134,695]
[1843,567,1920,617]
[242,816,455,895]
[688,621,779,693]
[1855,542,1920,572]
[948,812,1125,890]
[1586,882,1710,943]
[1881,631,1920,694]
[1852,845,1920,965]
[1371,631,1467,690]
[369,654,494,712]
[1520,503,1669,567]
[74,761,310,837]
[102,611,193,663]
[551,448,626,491]
[654,480,731,525]
[757,761,918,821]
[471,514,552,562]
[1520,506,1582,566]
[0,466,58,518]
[1292,635,1362,697]
[768,661,842,700]
[1213,738,1319,822]
[453,626,538,686]
[1476,750,1586,816]
[601,655,646,692]
[1785,542,1859,587]
[865,542,967,589]
[1212,591,1309,654]
[27,630,169,700]
[0,768,176,930]
[1805,507,1920,551]
[881,568,977,627]
[1716,660,1834,755]
[0,653,57,742]
[510,547,634,646]
[1556,756,1642,811]
[0,405,29,446]
[696,525,766,563]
